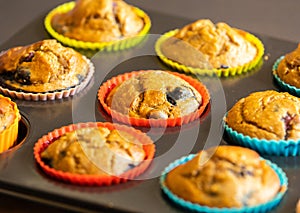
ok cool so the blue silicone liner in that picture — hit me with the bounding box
[224,122,300,156]
[272,56,300,97]
[160,154,288,213]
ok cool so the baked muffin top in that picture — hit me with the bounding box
[297,199,300,213]
[225,90,300,140]
[276,44,300,88]
[106,70,202,119]
[41,126,145,175]
[0,95,19,133]
[160,19,258,69]
[0,39,90,93]
[165,145,281,208]
[51,0,145,43]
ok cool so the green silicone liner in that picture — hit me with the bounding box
[155,29,264,77]
[44,1,151,51]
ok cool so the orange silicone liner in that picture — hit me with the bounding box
[155,29,264,77]
[44,2,151,51]
[98,70,210,127]
[33,122,155,186]
[0,56,94,101]
[0,94,20,153]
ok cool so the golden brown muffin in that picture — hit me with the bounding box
[276,44,300,88]
[0,39,90,93]
[51,0,145,43]
[106,70,202,119]
[161,19,258,69]
[0,95,19,133]
[165,145,281,208]
[41,126,145,175]
[225,90,300,140]
[297,199,300,213]
[0,94,20,153]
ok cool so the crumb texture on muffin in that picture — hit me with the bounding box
[165,146,281,208]
[276,44,300,88]
[51,0,145,42]
[0,96,18,133]
[0,39,89,93]
[106,70,202,119]
[41,126,145,175]
[225,90,300,140]
[161,19,258,69]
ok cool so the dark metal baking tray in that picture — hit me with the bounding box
[0,9,299,213]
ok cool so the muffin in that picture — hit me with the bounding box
[273,44,300,96]
[45,0,151,50]
[156,19,264,77]
[98,70,210,127]
[297,199,300,213]
[34,122,155,185]
[161,146,288,212]
[224,90,300,156]
[0,94,21,153]
[0,39,94,101]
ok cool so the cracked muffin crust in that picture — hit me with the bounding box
[40,126,145,175]
[276,44,300,88]
[51,0,145,43]
[160,19,258,69]
[0,39,90,93]
[165,145,281,208]
[106,70,202,119]
[225,90,300,140]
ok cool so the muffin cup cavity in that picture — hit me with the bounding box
[272,56,300,96]
[160,154,288,213]
[1,115,30,154]
[224,121,300,156]
[0,56,94,101]
[44,2,151,51]
[155,29,264,77]
[33,122,155,186]
[97,70,210,127]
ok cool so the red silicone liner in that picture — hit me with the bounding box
[33,122,155,186]
[98,70,210,127]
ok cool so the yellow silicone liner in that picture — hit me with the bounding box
[155,29,265,77]
[0,94,20,153]
[44,2,151,51]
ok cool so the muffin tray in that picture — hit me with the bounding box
[0,10,299,213]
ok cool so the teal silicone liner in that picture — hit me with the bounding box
[160,154,288,213]
[272,56,300,96]
[224,122,300,156]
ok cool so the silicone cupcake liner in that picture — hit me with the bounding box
[98,70,210,127]
[272,56,300,96]
[44,2,151,51]
[0,95,20,153]
[155,29,264,77]
[33,122,155,186]
[224,122,300,156]
[160,154,288,213]
[0,56,94,101]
